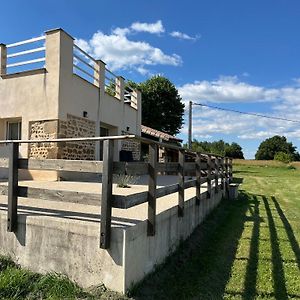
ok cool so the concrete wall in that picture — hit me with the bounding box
[0,186,224,293]
[123,188,223,290]
[0,210,126,292]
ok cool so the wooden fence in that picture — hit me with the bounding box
[0,135,233,249]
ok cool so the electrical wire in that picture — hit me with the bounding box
[192,102,300,124]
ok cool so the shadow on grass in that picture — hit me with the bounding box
[263,196,288,300]
[243,195,260,300]
[271,196,300,270]
[131,191,300,300]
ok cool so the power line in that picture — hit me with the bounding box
[192,102,300,124]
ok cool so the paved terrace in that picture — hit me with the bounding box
[0,176,212,228]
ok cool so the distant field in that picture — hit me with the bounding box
[234,158,300,169]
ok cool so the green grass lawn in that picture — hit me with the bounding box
[0,162,299,299]
[131,163,300,299]
[0,256,129,299]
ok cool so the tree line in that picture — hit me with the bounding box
[187,140,244,158]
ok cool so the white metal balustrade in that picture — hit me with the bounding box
[73,44,99,83]
[6,36,46,73]
[104,68,118,96]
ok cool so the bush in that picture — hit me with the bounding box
[274,151,293,163]
[114,174,140,188]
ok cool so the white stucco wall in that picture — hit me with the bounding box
[0,28,142,163]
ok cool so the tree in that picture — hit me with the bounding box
[132,76,184,135]
[225,142,244,159]
[189,139,244,158]
[255,135,299,160]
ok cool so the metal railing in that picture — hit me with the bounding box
[73,44,99,84]
[0,135,233,249]
[6,36,46,73]
[104,68,118,96]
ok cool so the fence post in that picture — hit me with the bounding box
[7,142,19,232]
[207,154,212,199]
[220,157,225,190]
[196,152,201,206]
[100,139,114,249]
[225,157,229,196]
[229,158,233,183]
[215,157,219,193]
[147,143,157,236]
[178,149,185,217]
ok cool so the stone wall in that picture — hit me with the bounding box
[58,114,96,160]
[28,120,59,159]
[121,139,141,161]
[28,115,96,160]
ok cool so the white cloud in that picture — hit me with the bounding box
[170,31,200,41]
[178,76,300,147]
[76,29,181,72]
[178,76,280,104]
[131,20,165,34]
[75,38,91,53]
[75,20,205,73]
[184,105,300,142]
[136,66,152,76]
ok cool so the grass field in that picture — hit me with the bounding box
[0,161,299,299]
[131,162,300,299]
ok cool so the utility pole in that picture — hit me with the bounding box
[188,100,192,149]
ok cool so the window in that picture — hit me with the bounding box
[6,121,21,140]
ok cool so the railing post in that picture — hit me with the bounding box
[215,157,219,193]
[135,89,142,135]
[147,143,157,236]
[100,139,114,249]
[94,59,106,160]
[196,152,201,206]
[225,157,230,196]
[178,149,185,217]
[0,43,7,75]
[220,157,225,190]
[94,59,106,90]
[7,142,19,232]
[229,158,233,183]
[207,155,212,199]
[116,76,125,101]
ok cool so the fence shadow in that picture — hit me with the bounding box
[132,191,300,299]
[271,196,300,270]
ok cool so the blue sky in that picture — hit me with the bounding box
[1,0,300,158]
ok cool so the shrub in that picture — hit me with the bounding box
[274,151,293,163]
[114,174,140,188]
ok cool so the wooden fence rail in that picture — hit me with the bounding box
[0,135,233,249]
